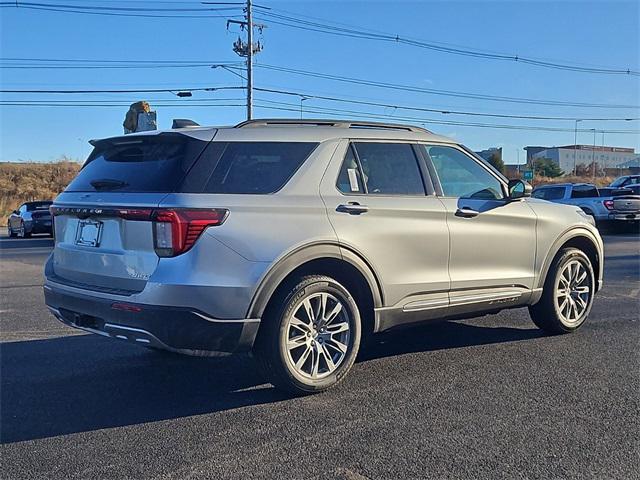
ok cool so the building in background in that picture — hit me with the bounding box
[475,147,502,162]
[525,144,640,174]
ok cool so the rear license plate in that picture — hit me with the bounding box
[75,220,103,247]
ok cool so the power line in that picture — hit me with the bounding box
[0,86,243,93]
[251,64,640,109]
[5,57,636,110]
[253,87,639,122]
[2,96,638,135]
[250,100,640,135]
[0,1,243,18]
[254,10,639,76]
[1,2,243,11]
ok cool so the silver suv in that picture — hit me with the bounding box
[44,119,604,394]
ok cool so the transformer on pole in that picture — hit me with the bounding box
[227,0,265,120]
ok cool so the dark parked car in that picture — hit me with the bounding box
[7,201,53,237]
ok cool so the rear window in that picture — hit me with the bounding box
[198,142,317,194]
[26,202,52,211]
[66,133,209,193]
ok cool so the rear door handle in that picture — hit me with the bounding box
[455,207,479,218]
[336,202,369,215]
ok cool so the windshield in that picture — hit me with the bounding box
[610,177,629,187]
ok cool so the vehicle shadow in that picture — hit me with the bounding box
[1,320,542,444]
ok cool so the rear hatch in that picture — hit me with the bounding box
[30,202,52,224]
[613,195,640,213]
[50,130,216,294]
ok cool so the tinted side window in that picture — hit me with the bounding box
[351,142,425,195]
[544,187,566,200]
[571,186,598,198]
[202,142,317,194]
[424,145,504,199]
[531,189,547,199]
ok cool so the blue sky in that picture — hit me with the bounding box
[1,0,638,164]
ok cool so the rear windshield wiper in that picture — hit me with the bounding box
[89,178,129,191]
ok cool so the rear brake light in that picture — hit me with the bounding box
[603,200,615,210]
[152,208,228,257]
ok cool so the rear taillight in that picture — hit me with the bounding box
[603,200,615,210]
[152,208,228,257]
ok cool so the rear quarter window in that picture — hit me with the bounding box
[198,142,318,194]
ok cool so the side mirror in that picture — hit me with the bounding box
[508,179,532,199]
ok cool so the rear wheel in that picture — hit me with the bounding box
[255,275,361,394]
[529,248,595,334]
[17,222,29,238]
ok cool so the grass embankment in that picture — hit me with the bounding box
[532,175,615,188]
[0,161,81,220]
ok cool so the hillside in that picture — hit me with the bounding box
[0,161,81,219]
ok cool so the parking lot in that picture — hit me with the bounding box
[1,232,638,479]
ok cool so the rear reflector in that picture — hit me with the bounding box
[111,302,143,313]
[152,208,228,257]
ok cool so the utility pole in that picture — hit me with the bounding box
[246,0,253,120]
[228,0,264,120]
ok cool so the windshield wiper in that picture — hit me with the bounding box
[90,178,129,191]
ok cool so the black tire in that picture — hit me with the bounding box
[17,222,31,238]
[529,248,595,334]
[254,275,362,394]
[8,224,17,238]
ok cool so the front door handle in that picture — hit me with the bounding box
[336,202,369,215]
[455,207,479,218]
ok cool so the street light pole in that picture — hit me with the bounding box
[573,119,582,176]
[591,128,597,180]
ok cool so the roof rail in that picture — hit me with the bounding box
[234,118,432,134]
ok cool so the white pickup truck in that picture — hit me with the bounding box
[531,183,640,225]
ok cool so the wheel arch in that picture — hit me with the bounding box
[536,227,603,294]
[247,242,383,336]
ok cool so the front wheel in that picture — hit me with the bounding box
[529,248,595,334]
[255,275,361,394]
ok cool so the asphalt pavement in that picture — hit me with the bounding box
[1,231,638,479]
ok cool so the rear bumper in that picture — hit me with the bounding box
[608,212,640,221]
[44,283,260,356]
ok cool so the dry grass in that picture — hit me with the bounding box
[532,175,615,188]
[0,161,81,220]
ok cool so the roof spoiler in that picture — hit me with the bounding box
[172,119,200,129]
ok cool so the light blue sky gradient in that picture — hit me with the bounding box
[1,0,638,163]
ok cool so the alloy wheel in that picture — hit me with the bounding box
[284,292,351,379]
[555,260,591,325]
